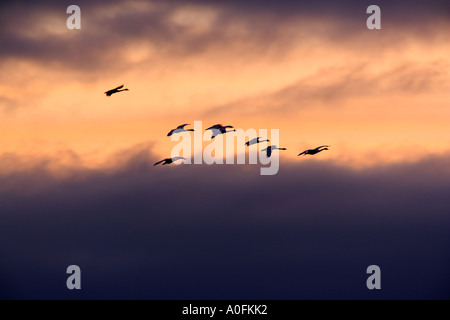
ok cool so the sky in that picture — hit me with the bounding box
[0,0,449,300]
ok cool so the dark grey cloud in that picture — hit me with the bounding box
[0,0,448,74]
[0,144,449,299]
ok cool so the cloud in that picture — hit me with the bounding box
[0,96,19,113]
[0,1,449,299]
[0,0,449,74]
[204,60,450,116]
[0,145,449,299]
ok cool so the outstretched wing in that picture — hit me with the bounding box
[154,159,166,166]
[246,138,257,146]
[211,128,222,139]
[261,147,272,158]
[177,124,190,129]
[298,151,307,156]
[167,129,176,137]
[105,85,124,96]
[206,124,222,131]
[316,145,329,150]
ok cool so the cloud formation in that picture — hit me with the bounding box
[1,0,449,73]
[205,60,450,116]
[0,145,449,299]
[1,2,449,300]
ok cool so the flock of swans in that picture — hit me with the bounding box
[156,123,329,166]
[104,85,329,167]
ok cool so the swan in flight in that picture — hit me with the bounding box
[105,84,129,97]
[245,137,269,146]
[211,126,236,139]
[205,124,235,139]
[298,146,330,157]
[261,145,287,158]
[206,124,232,131]
[167,124,194,137]
[154,157,187,166]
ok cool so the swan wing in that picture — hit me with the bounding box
[154,159,166,166]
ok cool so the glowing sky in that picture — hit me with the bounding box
[1,0,450,300]
[0,0,449,172]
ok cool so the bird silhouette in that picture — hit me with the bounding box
[245,137,270,146]
[154,157,187,166]
[205,124,235,139]
[105,84,129,97]
[205,124,231,131]
[298,146,330,156]
[261,145,287,158]
[211,126,236,139]
[167,124,194,137]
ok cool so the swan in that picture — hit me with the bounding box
[205,124,233,131]
[261,145,287,158]
[205,124,235,139]
[167,124,194,137]
[154,157,187,166]
[211,126,236,139]
[105,84,129,97]
[245,137,269,146]
[298,146,329,156]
